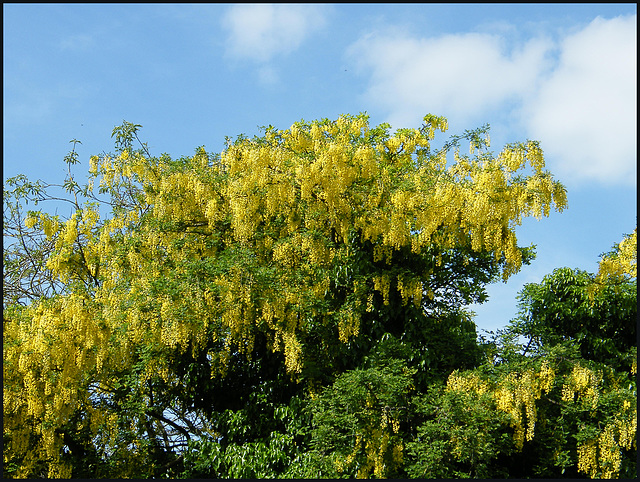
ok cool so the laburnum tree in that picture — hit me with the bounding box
[4,112,590,478]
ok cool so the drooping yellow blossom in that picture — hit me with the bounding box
[560,364,602,409]
[447,360,635,478]
[574,363,637,479]
[589,229,637,302]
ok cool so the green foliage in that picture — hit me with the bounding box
[302,349,415,478]
[3,116,634,479]
[180,398,307,478]
[507,267,636,371]
[407,384,516,478]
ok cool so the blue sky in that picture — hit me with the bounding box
[3,4,637,333]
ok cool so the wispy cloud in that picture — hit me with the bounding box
[522,15,637,186]
[347,14,636,187]
[222,4,328,63]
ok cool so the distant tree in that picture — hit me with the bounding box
[407,232,636,478]
[506,230,637,371]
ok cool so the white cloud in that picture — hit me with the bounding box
[347,31,553,130]
[222,4,327,63]
[522,15,637,186]
[347,14,637,186]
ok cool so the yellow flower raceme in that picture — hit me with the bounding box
[594,229,637,283]
[447,361,635,478]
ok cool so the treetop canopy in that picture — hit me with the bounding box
[4,113,572,478]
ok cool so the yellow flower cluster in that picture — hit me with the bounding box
[336,305,360,344]
[448,361,635,479]
[224,114,566,275]
[25,212,62,238]
[591,229,637,297]
[3,293,113,477]
[333,400,405,478]
[538,360,555,394]
[577,395,636,479]
[447,370,489,395]
[578,426,623,478]
[373,274,392,306]
[396,275,424,307]
[616,400,637,451]
[577,439,599,478]
[493,371,538,449]
[447,363,555,450]
[42,204,103,286]
[561,365,601,409]
[352,427,402,479]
